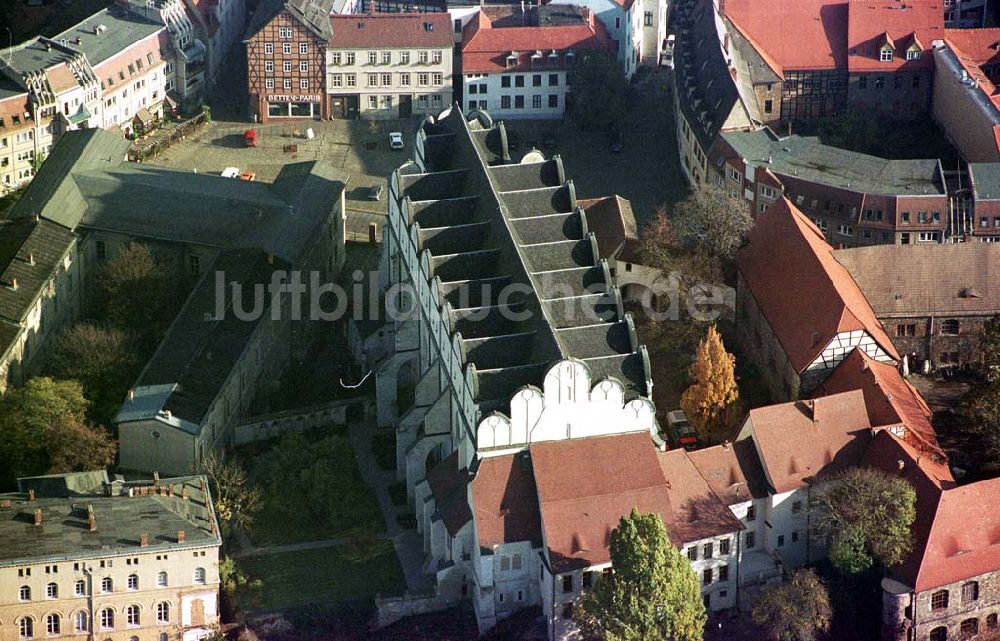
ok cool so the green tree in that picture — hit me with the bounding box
[752,569,832,641]
[202,453,262,538]
[812,467,916,575]
[46,322,140,425]
[219,556,262,610]
[573,509,706,641]
[569,51,627,131]
[680,324,740,443]
[979,315,1000,382]
[0,377,116,488]
[956,382,1000,468]
[671,183,753,260]
[92,243,180,343]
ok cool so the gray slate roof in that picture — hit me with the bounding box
[0,473,219,566]
[0,218,76,328]
[969,163,1000,200]
[53,7,164,67]
[723,128,945,196]
[396,109,651,409]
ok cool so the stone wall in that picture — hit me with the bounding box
[375,591,450,628]
[232,397,371,445]
[910,571,1000,641]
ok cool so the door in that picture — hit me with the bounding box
[345,95,360,119]
[190,599,205,626]
[399,94,412,118]
[331,96,346,119]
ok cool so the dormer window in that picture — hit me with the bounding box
[566,50,576,64]
[906,47,920,60]
[880,46,893,62]
[506,52,518,68]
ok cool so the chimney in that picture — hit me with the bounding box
[7,277,18,291]
[153,471,160,484]
[368,222,378,244]
[722,440,730,451]
[181,485,189,500]
[897,459,906,471]
[177,530,186,543]
[88,514,97,532]
[26,252,35,265]
[33,509,43,526]
[128,389,135,401]
[27,489,35,501]
[168,485,174,497]
[210,522,217,536]
[140,533,149,547]
[805,399,816,421]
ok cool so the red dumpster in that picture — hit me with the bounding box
[244,129,258,147]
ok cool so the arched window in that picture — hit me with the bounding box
[156,602,170,623]
[930,626,947,641]
[159,633,168,641]
[19,617,33,639]
[988,613,999,629]
[962,581,979,602]
[74,580,85,596]
[73,611,88,632]
[157,571,168,587]
[101,577,112,593]
[45,614,60,635]
[194,567,206,585]
[961,619,979,636]
[127,574,138,591]
[931,589,949,610]
[19,585,30,601]
[941,319,960,335]
[45,583,57,599]
[126,605,139,627]
[130,636,139,641]
[99,608,114,630]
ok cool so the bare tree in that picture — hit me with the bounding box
[202,454,262,536]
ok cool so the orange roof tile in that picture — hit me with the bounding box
[737,197,900,373]
[846,0,942,73]
[471,453,542,548]
[724,0,848,71]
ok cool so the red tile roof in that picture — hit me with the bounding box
[461,7,612,74]
[93,31,172,94]
[815,350,951,469]
[45,64,80,94]
[859,431,1000,593]
[745,389,873,494]
[737,197,900,373]
[943,27,1000,111]
[427,450,473,536]
[578,195,637,261]
[846,0,942,73]
[530,432,742,571]
[471,453,543,548]
[687,439,770,505]
[0,93,30,130]
[724,0,848,71]
[329,12,452,49]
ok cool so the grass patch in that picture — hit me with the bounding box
[371,430,397,471]
[247,431,384,546]
[388,481,407,506]
[244,539,405,611]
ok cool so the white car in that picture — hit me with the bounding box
[221,167,240,178]
[389,132,404,150]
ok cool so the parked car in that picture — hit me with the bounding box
[661,35,676,68]
[666,409,699,450]
[367,184,385,201]
[240,171,256,181]
[221,167,240,178]
[610,128,624,153]
[244,129,258,147]
[389,132,404,150]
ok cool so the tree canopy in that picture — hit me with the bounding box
[680,324,740,443]
[752,569,832,641]
[92,243,181,345]
[203,453,263,539]
[0,377,116,489]
[670,183,753,260]
[569,51,627,132]
[956,381,1000,470]
[573,509,706,641]
[812,467,916,575]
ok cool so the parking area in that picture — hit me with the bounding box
[146,116,413,240]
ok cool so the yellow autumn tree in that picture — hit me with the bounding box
[680,325,739,444]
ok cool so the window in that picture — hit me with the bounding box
[703,542,714,558]
[42,614,61,637]
[702,568,713,585]
[687,547,698,561]
[330,74,341,88]
[720,538,731,555]
[418,73,429,86]
[368,51,378,65]
[75,579,85,596]
[792,501,802,514]
[792,530,800,543]
[194,567,206,584]
[74,612,87,632]
[764,99,773,113]
[400,73,410,86]
[562,604,573,619]
[987,613,998,629]
[401,51,410,64]
[265,78,274,89]
[746,505,756,521]
[282,43,291,55]
[347,52,355,65]
[46,583,57,599]
[906,49,920,60]
[156,602,169,623]
[512,554,522,570]
[962,581,979,602]
[101,577,112,593]
[532,95,542,109]
[880,48,893,62]
[283,79,291,90]
[532,74,542,87]
[19,617,33,639]
[895,323,913,337]
[419,51,429,64]
[278,27,292,38]
[128,574,138,591]
[19,584,30,601]
[100,609,114,630]
[941,319,960,335]
[929,627,947,641]
[548,94,558,108]
[433,72,443,86]
[264,60,274,73]
[515,95,524,109]
[299,61,308,72]
[126,606,139,627]
[644,11,653,25]
[331,52,341,64]
[282,61,291,72]
[433,50,443,64]
[157,571,168,587]
[777,535,785,547]
[500,556,510,571]
[931,590,949,610]
[346,74,356,87]
[719,565,729,581]
[501,76,511,88]
[583,572,594,588]
[300,79,308,89]
[515,75,524,87]
[368,73,378,87]
[501,96,510,109]
[837,224,854,236]
[381,73,391,86]
[562,575,573,593]
[299,42,308,55]
[615,16,621,29]
[961,619,979,636]
[264,43,273,54]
